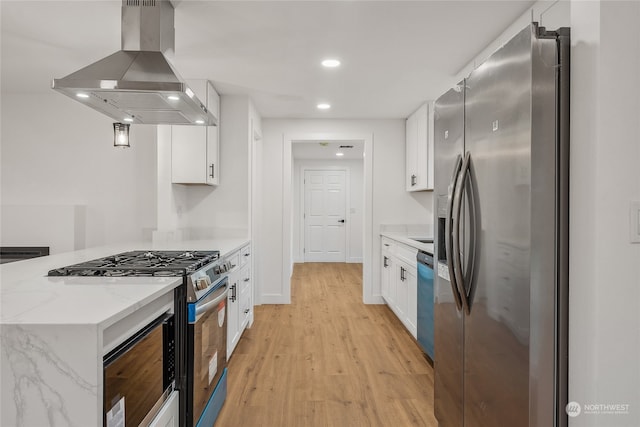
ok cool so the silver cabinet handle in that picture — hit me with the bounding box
[383,256,389,268]
[445,155,464,311]
[209,164,215,178]
[400,266,406,281]
[411,174,417,186]
[244,278,250,282]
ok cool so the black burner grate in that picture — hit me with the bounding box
[48,250,220,277]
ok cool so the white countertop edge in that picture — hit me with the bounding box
[380,232,434,255]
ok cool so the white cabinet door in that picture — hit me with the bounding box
[172,80,220,186]
[405,265,418,338]
[149,391,179,427]
[226,244,252,360]
[405,113,418,191]
[206,86,220,185]
[395,262,408,320]
[406,102,434,192]
[381,251,392,304]
[238,263,251,330]
[226,268,240,360]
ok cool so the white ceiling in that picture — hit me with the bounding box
[1,0,535,119]
[292,141,365,160]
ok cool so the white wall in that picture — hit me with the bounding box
[154,95,259,241]
[0,92,157,252]
[569,1,640,426]
[292,158,364,263]
[258,119,433,304]
[183,95,251,238]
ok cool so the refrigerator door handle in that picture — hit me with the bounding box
[445,154,464,311]
[452,151,472,315]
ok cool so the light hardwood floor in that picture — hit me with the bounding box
[215,262,437,426]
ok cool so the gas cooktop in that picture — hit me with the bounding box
[48,250,220,277]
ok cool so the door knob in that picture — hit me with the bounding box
[338,219,345,223]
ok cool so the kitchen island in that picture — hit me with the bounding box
[0,238,249,427]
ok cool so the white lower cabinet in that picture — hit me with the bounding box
[380,237,418,338]
[227,243,252,360]
[149,391,179,427]
[381,249,394,306]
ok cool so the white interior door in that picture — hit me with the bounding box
[304,170,346,262]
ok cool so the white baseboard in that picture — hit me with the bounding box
[364,295,385,305]
[260,294,291,304]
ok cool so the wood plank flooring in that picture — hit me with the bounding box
[215,262,437,426]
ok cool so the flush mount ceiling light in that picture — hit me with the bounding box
[317,103,331,110]
[123,117,134,122]
[113,122,130,148]
[336,152,344,157]
[321,59,341,68]
[76,93,89,99]
[167,95,180,101]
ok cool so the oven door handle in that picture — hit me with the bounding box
[195,285,228,317]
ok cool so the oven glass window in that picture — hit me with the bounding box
[192,300,226,425]
[104,325,164,426]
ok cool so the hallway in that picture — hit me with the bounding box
[216,262,437,426]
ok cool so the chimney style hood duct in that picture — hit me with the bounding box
[52,0,217,126]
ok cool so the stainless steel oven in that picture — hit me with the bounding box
[103,313,176,427]
[50,250,231,427]
[187,279,228,427]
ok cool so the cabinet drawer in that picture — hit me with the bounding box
[226,252,240,271]
[395,243,418,267]
[239,245,251,266]
[381,237,395,254]
[239,265,251,293]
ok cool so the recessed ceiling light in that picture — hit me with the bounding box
[317,103,331,110]
[76,93,89,99]
[123,117,134,122]
[168,95,180,101]
[321,59,341,68]
[336,152,344,157]
[195,119,205,124]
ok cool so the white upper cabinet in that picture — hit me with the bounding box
[405,101,434,192]
[171,80,220,185]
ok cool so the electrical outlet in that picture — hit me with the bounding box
[630,201,640,244]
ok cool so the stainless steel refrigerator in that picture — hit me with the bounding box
[433,23,569,427]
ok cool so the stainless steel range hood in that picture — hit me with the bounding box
[52,0,216,126]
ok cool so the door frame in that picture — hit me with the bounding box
[283,133,374,304]
[300,167,350,263]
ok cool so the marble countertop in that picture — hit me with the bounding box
[0,238,250,327]
[380,232,434,255]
